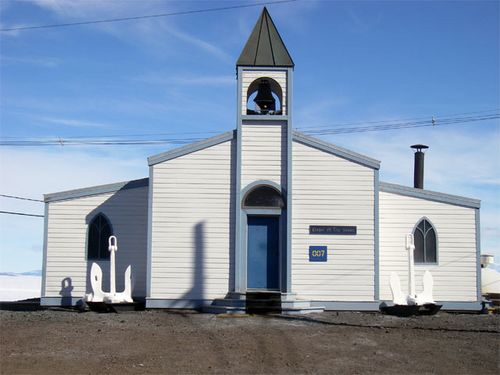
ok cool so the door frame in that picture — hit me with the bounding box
[241,207,284,292]
[238,180,287,294]
[245,211,282,291]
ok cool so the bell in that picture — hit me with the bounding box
[254,79,276,114]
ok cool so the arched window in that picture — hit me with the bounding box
[87,213,112,260]
[243,185,284,208]
[413,218,437,264]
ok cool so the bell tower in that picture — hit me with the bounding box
[234,7,294,296]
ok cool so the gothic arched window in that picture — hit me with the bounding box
[243,185,284,208]
[87,213,112,260]
[413,218,437,264]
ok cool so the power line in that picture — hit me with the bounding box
[0,112,497,147]
[0,0,298,32]
[296,108,500,131]
[4,109,497,142]
[0,137,201,146]
[2,109,498,142]
[0,194,44,203]
[0,210,44,218]
[304,113,500,136]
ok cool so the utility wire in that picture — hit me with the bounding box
[3,109,497,141]
[0,194,43,203]
[0,210,44,218]
[0,0,298,32]
[1,112,497,147]
[304,113,499,136]
[296,108,500,131]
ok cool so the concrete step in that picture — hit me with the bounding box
[246,306,282,314]
[204,303,324,315]
[212,299,246,308]
[281,306,325,315]
[202,305,246,314]
[281,300,312,309]
[246,291,282,301]
[205,292,324,315]
[246,300,281,308]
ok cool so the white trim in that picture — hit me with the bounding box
[146,166,154,299]
[40,203,49,299]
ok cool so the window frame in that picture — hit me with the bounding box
[412,217,439,265]
[86,212,113,261]
[242,185,285,209]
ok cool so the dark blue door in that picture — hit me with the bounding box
[247,216,280,289]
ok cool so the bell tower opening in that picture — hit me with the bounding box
[247,77,283,115]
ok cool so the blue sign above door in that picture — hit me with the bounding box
[309,246,327,262]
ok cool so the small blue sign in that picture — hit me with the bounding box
[309,246,327,262]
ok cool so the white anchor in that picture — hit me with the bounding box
[389,233,435,306]
[84,235,133,304]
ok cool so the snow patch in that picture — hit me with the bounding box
[0,275,41,301]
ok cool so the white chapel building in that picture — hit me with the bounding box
[41,8,481,313]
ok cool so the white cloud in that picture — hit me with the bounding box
[295,97,351,127]
[329,126,500,192]
[134,73,234,87]
[160,24,232,63]
[26,0,232,62]
[0,147,146,196]
[39,116,114,128]
[0,146,148,273]
[30,0,143,19]
[346,8,383,33]
[0,24,25,37]
[0,56,61,68]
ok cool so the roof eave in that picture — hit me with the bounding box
[44,178,149,203]
[292,130,381,170]
[379,181,481,209]
[148,130,235,166]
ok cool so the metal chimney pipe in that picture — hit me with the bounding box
[410,144,429,189]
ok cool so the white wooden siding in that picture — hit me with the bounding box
[44,186,148,299]
[150,140,234,300]
[292,141,375,301]
[379,191,477,301]
[241,123,286,189]
[241,70,287,115]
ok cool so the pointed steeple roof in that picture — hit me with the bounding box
[237,7,294,67]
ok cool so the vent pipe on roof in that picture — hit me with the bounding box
[411,144,429,189]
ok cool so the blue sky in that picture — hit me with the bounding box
[0,0,499,272]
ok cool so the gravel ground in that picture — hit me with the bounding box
[0,308,498,374]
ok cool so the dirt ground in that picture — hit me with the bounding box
[0,307,498,374]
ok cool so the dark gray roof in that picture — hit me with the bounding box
[379,182,480,209]
[148,131,235,166]
[44,178,149,202]
[292,131,381,170]
[237,7,294,67]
